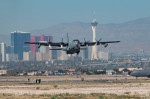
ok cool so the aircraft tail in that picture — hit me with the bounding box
[49,47,67,51]
[49,48,62,50]
[67,33,69,43]
[80,47,88,50]
[48,36,50,42]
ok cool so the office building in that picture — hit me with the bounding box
[1,43,6,62]
[0,45,1,62]
[30,34,54,61]
[98,51,112,61]
[58,51,69,60]
[23,51,35,61]
[36,52,42,61]
[6,46,11,54]
[83,48,88,59]
[11,31,30,60]
[6,54,18,62]
[30,36,40,57]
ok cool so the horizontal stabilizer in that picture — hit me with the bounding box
[80,47,88,50]
[49,48,62,50]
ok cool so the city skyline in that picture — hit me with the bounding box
[0,31,116,62]
[0,0,150,56]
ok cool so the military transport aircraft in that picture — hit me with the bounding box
[130,69,150,78]
[25,35,120,55]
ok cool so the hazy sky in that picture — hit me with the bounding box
[0,0,150,35]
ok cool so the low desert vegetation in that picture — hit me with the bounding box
[0,93,144,99]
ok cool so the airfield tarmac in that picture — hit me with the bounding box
[0,75,150,97]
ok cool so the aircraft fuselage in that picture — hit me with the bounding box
[130,69,150,77]
[66,40,80,54]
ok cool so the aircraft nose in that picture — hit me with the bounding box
[128,71,131,75]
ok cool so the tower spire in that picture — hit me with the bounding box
[91,18,98,60]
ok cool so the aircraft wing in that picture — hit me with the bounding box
[25,42,41,44]
[25,42,68,47]
[80,41,120,46]
[98,41,120,45]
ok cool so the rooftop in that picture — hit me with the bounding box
[10,31,30,34]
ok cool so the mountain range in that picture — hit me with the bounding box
[31,16,150,43]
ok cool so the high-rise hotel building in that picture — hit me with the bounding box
[11,31,30,60]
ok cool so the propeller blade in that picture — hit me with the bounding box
[98,38,102,42]
[96,38,102,45]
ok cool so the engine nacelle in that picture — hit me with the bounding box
[104,44,108,48]
[38,44,41,48]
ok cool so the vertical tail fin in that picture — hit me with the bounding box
[67,33,69,43]
[62,38,63,42]
[48,36,50,42]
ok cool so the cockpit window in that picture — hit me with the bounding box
[73,40,79,44]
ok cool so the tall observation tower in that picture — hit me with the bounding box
[91,19,98,60]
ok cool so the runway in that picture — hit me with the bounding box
[0,75,150,84]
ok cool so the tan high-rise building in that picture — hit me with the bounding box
[36,52,42,61]
[23,51,35,61]
[1,43,6,62]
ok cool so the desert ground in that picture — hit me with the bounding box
[0,75,150,98]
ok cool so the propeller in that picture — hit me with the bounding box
[84,38,90,46]
[60,38,64,47]
[96,38,102,45]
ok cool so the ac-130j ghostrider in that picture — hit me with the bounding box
[25,34,120,55]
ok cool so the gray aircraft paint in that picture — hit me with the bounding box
[130,69,150,77]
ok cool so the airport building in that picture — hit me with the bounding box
[10,31,30,60]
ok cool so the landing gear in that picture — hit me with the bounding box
[136,76,138,79]
[76,51,80,54]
